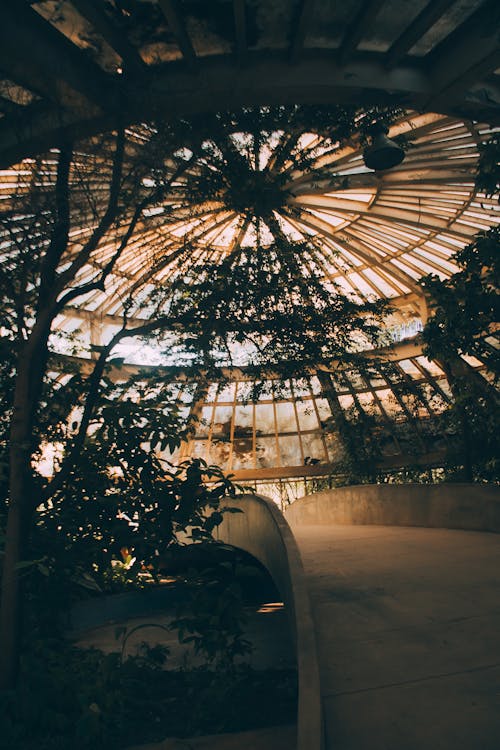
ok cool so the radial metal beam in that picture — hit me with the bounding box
[290,0,316,63]
[58,290,426,333]
[338,0,385,65]
[281,207,421,293]
[70,0,147,76]
[385,0,456,69]
[233,0,247,65]
[0,3,112,113]
[157,0,198,71]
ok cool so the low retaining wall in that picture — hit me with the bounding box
[284,483,500,532]
[217,494,323,750]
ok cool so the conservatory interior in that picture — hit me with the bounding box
[0,2,499,750]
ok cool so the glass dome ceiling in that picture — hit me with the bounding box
[3,108,497,346]
[3,105,498,482]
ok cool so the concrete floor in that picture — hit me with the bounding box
[76,524,500,750]
[294,524,500,750]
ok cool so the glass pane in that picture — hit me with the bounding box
[315,397,332,421]
[232,437,254,470]
[196,405,213,436]
[234,404,253,432]
[296,399,319,430]
[256,381,275,400]
[398,359,422,378]
[217,382,236,402]
[177,405,191,421]
[416,356,444,376]
[309,375,322,395]
[191,439,209,459]
[273,380,293,399]
[439,380,453,398]
[206,383,219,402]
[301,433,327,463]
[209,440,231,469]
[377,389,404,417]
[357,392,375,411]
[236,380,254,403]
[422,383,447,414]
[254,403,276,435]
[275,402,297,433]
[344,369,365,390]
[255,436,278,468]
[179,383,197,403]
[324,432,344,462]
[292,378,311,397]
[279,435,302,466]
[338,395,354,411]
[460,354,483,368]
[212,406,233,437]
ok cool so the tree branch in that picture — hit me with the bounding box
[53,145,200,317]
[53,128,126,297]
[41,309,186,499]
[54,200,147,313]
[38,142,73,310]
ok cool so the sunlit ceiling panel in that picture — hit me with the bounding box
[1,110,497,338]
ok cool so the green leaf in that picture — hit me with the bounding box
[71,572,102,592]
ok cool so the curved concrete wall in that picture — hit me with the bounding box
[216,494,323,750]
[285,483,500,532]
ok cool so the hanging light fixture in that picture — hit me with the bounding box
[363,121,405,171]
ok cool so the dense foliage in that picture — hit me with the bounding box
[475,133,500,201]
[421,227,499,481]
[169,233,388,373]
[0,105,498,712]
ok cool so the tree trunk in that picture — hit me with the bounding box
[0,484,28,689]
[0,340,47,689]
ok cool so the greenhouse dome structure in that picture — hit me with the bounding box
[0,1,498,500]
[0,4,499,744]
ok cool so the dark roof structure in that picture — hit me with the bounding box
[0,1,499,165]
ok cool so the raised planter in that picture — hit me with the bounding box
[217,494,324,750]
[284,483,500,532]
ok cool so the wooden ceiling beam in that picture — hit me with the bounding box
[290,0,316,63]
[1,51,499,168]
[425,0,500,108]
[157,0,198,72]
[338,0,385,65]
[70,0,147,76]
[385,0,456,70]
[57,290,424,334]
[51,335,430,381]
[0,3,113,114]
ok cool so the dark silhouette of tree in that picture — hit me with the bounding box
[0,105,407,687]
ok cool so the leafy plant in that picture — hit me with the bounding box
[421,228,499,481]
[0,104,408,686]
[171,564,253,673]
[475,133,500,201]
